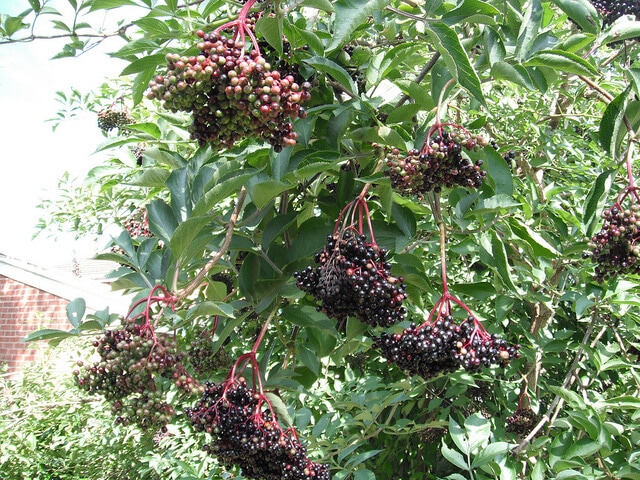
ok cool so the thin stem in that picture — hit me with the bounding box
[177,186,247,299]
[435,78,456,125]
[395,51,441,109]
[251,305,279,354]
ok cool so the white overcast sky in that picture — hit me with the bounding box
[0,0,130,265]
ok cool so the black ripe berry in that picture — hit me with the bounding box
[186,378,329,480]
[294,230,407,327]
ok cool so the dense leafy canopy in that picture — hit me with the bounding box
[3,0,640,479]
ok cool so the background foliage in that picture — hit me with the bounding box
[2,0,640,479]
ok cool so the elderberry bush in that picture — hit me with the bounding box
[293,230,407,327]
[372,316,520,380]
[73,321,200,430]
[146,30,311,151]
[186,378,330,480]
[386,128,488,196]
[585,203,640,282]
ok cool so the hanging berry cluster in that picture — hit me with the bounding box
[386,123,489,196]
[146,1,310,151]
[372,293,520,380]
[124,206,154,239]
[187,323,233,378]
[186,352,329,480]
[294,196,407,327]
[73,285,200,430]
[97,100,134,134]
[585,186,640,282]
[591,0,640,26]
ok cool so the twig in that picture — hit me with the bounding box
[395,51,441,109]
[176,186,247,299]
[511,309,599,455]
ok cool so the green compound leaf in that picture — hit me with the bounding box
[327,0,392,52]
[425,22,486,108]
[599,86,631,160]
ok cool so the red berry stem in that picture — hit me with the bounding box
[214,0,262,54]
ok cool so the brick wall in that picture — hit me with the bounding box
[0,275,70,375]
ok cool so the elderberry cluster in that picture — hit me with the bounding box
[386,128,489,196]
[585,202,640,282]
[97,106,134,134]
[505,407,541,437]
[187,332,233,378]
[591,0,640,25]
[186,378,330,480]
[293,231,407,327]
[73,321,200,430]
[146,30,311,151]
[372,316,520,380]
[124,207,153,239]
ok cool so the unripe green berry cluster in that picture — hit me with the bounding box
[386,127,488,196]
[187,330,233,378]
[73,321,201,430]
[97,106,134,134]
[146,30,311,152]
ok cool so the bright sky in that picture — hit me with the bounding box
[0,0,129,266]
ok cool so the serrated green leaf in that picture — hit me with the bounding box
[583,170,615,236]
[23,329,76,343]
[523,49,599,77]
[187,300,235,319]
[170,216,213,262]
[509,219,559,257]
[626,67,640,100]
[89,0,139,10]
[304,56,357,95]
[130,167,171,188]
[147,199,179,245]
[256,15,283,57]
[549,0,600,34]
[66,298,86,328]
[121,53,166,76]
[515,0,543,61]
[600,19,640,45]
[471,441,511,469]
[599,86,631,159]
[327,0,391,52]
[127,122,161,139]
[441,0,500,25]
[264,392,293,427]
[491,61,535,90]
[491,230,518,291]
[441,441,469,470]
[425,22,486,107]
[301,0,334,10]
[549,385,586,410]
[192,166,259,216]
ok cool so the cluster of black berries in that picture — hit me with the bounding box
[503,149,516,168]
[591,0,640,25]
[146,30,311,151]
[293,230,407,327]
[97,106,134,134]
[130,143,146,166]
[187,331,233,378]
[584,192,640,282]
[372,316,520,380]
[185,378,330,480]
[386,128,489,196]
[73,321,200,430]
[505,407,541,437]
